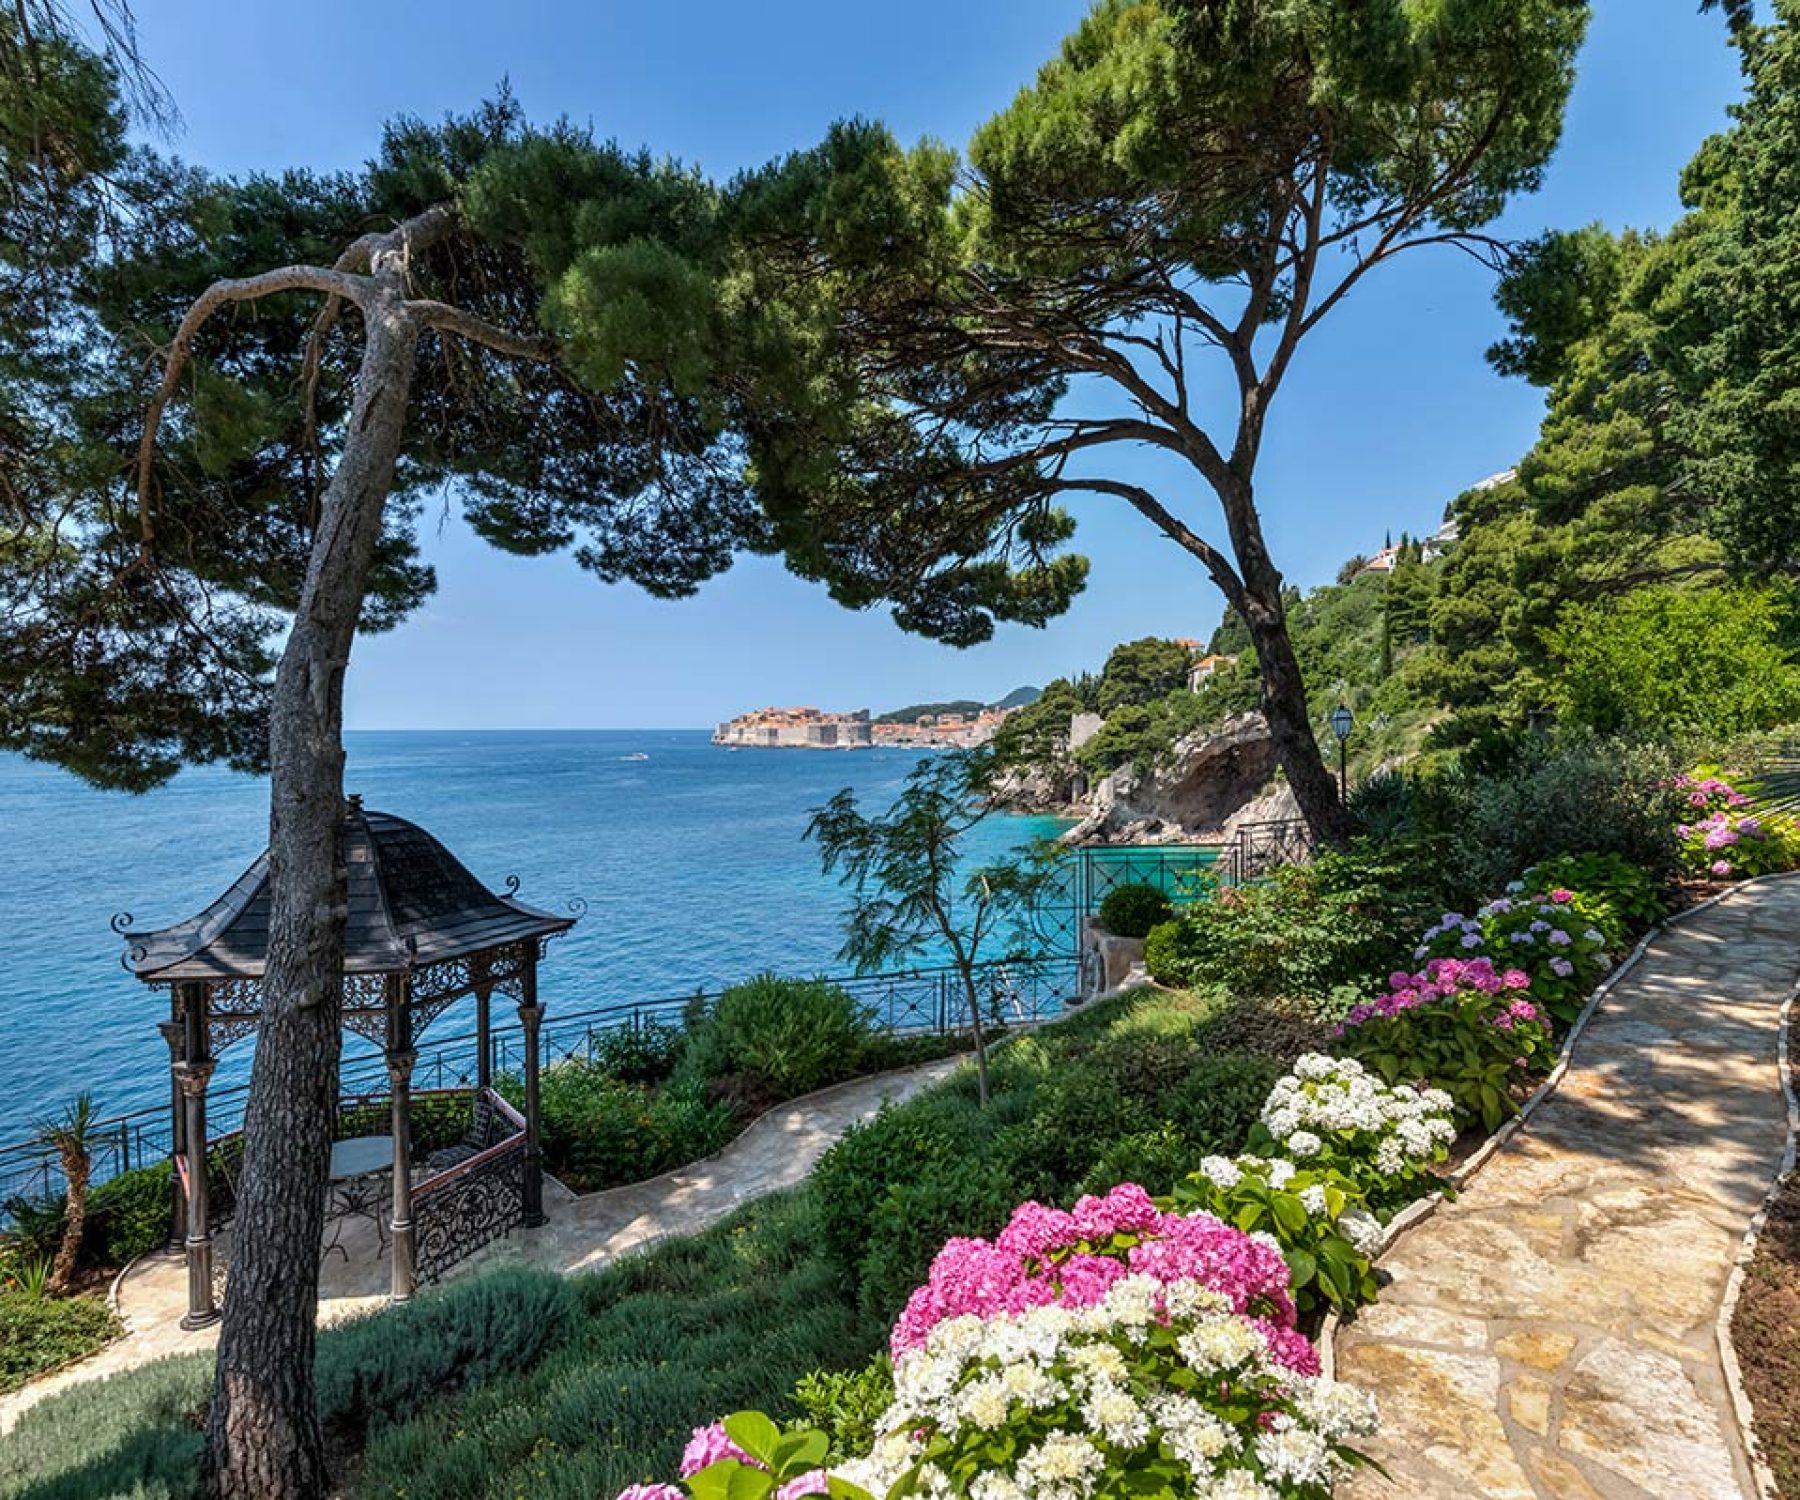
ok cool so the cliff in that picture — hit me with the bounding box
[1058,713,1278,844]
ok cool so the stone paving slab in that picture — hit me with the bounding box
[0,1054,962,1434]
[1337,879,1800,1500]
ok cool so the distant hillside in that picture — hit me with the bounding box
[994,685,1042,710]
[876,685,1040,725]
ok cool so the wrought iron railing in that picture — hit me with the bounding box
[1221,818,1314,884]
[0,953,1078,1216]
[413,1089,527,1284]
[3,835,1300,1219]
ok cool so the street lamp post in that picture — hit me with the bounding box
[1328,704,1355,802]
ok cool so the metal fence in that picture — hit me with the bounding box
[0,953,1078,1215]
[0,832,1320,1220]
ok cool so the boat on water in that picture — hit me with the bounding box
[621,752,649,762]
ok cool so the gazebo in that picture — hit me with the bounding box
[120,795,575,1328]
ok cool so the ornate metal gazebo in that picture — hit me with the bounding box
[120,795,575,1328]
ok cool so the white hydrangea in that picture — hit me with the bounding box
[1176,1316,1262,1373]
[854,1275,1378,1500]
[1255,1417,1335,1488]
[1293,1377,1380,1442]
[1149,1393,1237,1477]
[1339,1207,1385,1257]
[1015,1432,1106,1500]
[1082,1383,1151,1448]
[1201,1475,1279,1500]
[960,1375,1013,1430]
[1199,1154,1243,1188]
[1261,1053,1455,1182]
[1298,1183,1328,1216]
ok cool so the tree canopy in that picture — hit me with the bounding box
[729,0,1590,838]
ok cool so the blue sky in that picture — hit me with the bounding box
[131,1,1747,729]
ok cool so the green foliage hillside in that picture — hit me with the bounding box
[876,686,1040,724]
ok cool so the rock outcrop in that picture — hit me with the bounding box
[1060,713,1278,845]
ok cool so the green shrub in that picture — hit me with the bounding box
[0,1291,121,1397]
[0,1351,209,1500]
[1167,1159,1380,1316]
[351,1191,889,1500]
[790,1357,895,1461]
[692,974,875,1100]
[1396,737,1684,897]
[584,1020,687,1085]
[0,1269,579,1498]
[811,1087,997,1286]
[86,1162,174,1267]
[1144,842,1441,999]
[514,1065,737,1193]
[315,1266,579,1440]
[1075,1124,1197,1198]
[1159,1053,1282,1152]
[856,1154,1022,1320]
[1096,881,1172,938]
[1521,851,1669,943]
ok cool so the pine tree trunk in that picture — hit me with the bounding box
[1213,468,1355,847]
[204,292,419,1500]
[1241,585,1355,846]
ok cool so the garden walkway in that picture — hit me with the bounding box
[1337,876,1800,1500]
[0,1054,962,1435]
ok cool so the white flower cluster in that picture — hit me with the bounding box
[1196,1154,1385,1258]
[1263,1054,1455,1178]
[836,1274,1377,1500]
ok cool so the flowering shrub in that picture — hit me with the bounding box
[1167,1155,1382,1315]
[628,1188,1384,1500]
[1670,769,1799,881]
[1336,959,1553,1133]
[1520,852,1665,945]
[891,1184,1316,1375]
[643,1412,857,1500]
[1247,1054,1455,1216]
[835,1277,1380,1500]
[1413,891,1609,1029]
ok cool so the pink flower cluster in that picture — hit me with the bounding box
[1672,773,1751,812]
[1341,957,1536,1031]
[674,1427,827,1500]
[890,1183,1315,1373]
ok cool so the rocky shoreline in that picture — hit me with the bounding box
[997,712,1294,846]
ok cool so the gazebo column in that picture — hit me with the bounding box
[473,951,493,1091]
[176,982,218,1330]
[387,977,418,1302]
[518,955,546,1229]
[158,1014,187,1249]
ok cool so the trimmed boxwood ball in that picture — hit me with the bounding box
[1096,882,1173,938]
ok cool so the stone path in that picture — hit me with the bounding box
[0,1055,961,1434]
[1337,877,1800,1500]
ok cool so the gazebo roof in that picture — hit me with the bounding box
[126,798,574,984]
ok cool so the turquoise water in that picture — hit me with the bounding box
[0,730,1071,1144]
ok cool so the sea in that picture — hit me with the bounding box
[0,730,1072,1146]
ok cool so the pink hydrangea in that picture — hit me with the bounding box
[618,1488,686,1500]
[1341,956,1525,1029]
[891,1185,1313,1373]
[680,1424,758,1478]
[776,1473,831,1500]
